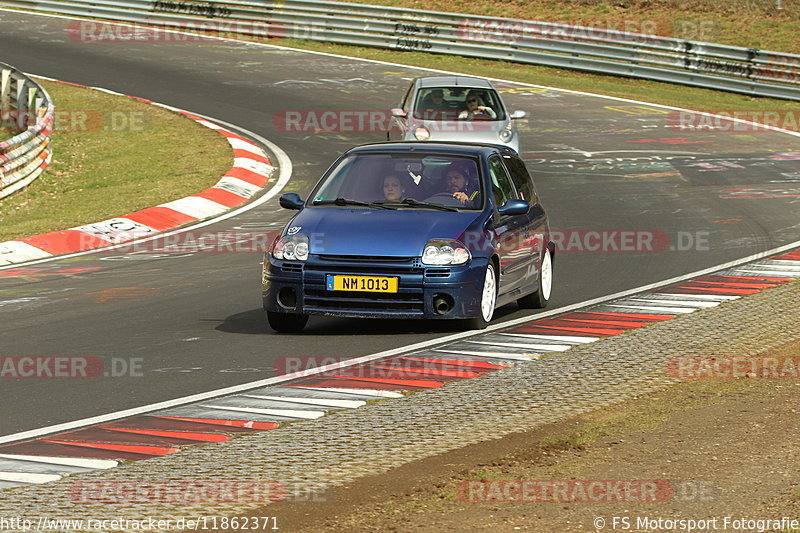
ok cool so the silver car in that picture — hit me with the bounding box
[387,76,527,153]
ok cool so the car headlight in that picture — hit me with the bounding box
[499,127,514,143]
[422,239,471,265]
[414,126,431,140]
[272,234,310,261]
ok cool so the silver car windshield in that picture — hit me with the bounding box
[413,87,507,122]
[311,153,484,210]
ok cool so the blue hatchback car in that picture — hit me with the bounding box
[262,142,554,333]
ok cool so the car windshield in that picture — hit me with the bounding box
[413,87,506,121]
[310,153,484,210]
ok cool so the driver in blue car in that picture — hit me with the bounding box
[444,164,480,207]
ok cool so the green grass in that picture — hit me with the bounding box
[0,80,232,242]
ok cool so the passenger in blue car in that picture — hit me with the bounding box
[444,164,480,207]
[382,174,405,201]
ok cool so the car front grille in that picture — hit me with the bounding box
[303,255,425,313]
[303,287,425,312]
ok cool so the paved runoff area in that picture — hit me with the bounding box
[0,271,799,530]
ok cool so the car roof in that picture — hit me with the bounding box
[345,141,511,157]
[416,76,495,90]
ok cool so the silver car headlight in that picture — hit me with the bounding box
[414,126,431,140]
[499,127,514,143]
[272,234,310,261]
[422,239,471,265]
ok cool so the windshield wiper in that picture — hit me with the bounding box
[312,198,396,209]
[396,198,459,211]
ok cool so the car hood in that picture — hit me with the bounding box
[413,118,509,141]
[288,207,483,257]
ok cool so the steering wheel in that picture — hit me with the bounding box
[424,192,464,207]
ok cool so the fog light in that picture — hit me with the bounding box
[278,287,298,309]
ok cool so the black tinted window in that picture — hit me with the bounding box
[504,155,536,203]
[488,155,516,207]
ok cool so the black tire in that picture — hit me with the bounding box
[517,249,552,309]
[267,311,309,333]
[464,262,497,330]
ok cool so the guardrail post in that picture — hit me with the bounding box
[16,79,29,129]
[27,86,39,128]
[0,69,10,113]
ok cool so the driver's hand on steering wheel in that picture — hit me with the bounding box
[452,192,468,204]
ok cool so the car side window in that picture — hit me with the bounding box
[503,154,536,203]
[488,155,517,209]
[400,82,414,113]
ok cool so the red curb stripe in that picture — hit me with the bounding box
[46,428,200,446]
[687,280,782,289]
[42,440,178,456]
[289,380,406,391]
[150,416,278,430]
[672,286,761,295]
[509,328,605,338]
[569,312,674,322]
[233,148,269,163]
[371,365,481,379]
[225,166,271,187]
[193,187,249,207]
[0,441,150,461]
[399,357,509,370]
[708,275,792,282]
[177,111,204,121]
[516,323,624,336]
[20,230,109,254]
[531,318,631,330]
[124,206,197,231]
[102,416,265,433]
[773,252,800,260]
[128,96,154,104]
[219,131,247,142]
[558,318,648,328]
[334,366,465,381]
[98,427,229,442]
[296,376,444,389]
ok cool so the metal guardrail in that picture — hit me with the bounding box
[0,61,53,200]
[3,0,800,100]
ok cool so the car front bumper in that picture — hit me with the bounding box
[262,255,490,320]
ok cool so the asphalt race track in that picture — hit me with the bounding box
[2,10,800,437]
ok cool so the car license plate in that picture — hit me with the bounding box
[326,275,398,293]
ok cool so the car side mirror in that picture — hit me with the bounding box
[498,199,530,216]
[279,193,305,210]
[510,110,527,119]
[391,108,407,118]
